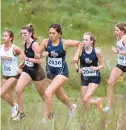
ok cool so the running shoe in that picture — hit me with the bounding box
[103,106,112,113]
[42,118,47,124]
[11,103,18,118]
[13,112,25,121]
[69,104,77,118]
[48,109,55,120]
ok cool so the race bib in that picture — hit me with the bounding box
[48,57,62,67]
[25,60,34,67]
[117,54,126,66]
[3,64,17,75]
[82,67,97,76]
[4,64,12,72]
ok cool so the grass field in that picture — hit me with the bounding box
[1,87,126,130]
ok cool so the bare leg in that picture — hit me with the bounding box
[83,83,98,111]
[0,78,17,107]
[81,86,88,104]
[34,79,46,101]
[55,87,73,110]
[43,75,68,120]
[16,72,32,113]
[107,67,123,108]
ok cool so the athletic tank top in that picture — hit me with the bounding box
[46,38,66,68]
[117,35,126,66]
[24,40,36,67]
[80,47,99,77]
[0,44,18,76]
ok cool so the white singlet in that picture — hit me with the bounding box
[117,35,126,66]
[0,44,18,76]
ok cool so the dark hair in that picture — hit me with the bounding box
[21,24,37,40]
[116,22,126,34]
[84,32,96,48]
[4,30,14,43]
[49,24,63,35]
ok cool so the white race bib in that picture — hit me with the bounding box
[3,64,17,76]
[25,60,34,67]
[4,64,12,72]
[82,67,96,76]
[117,54,126,66]
[48,57,62,67]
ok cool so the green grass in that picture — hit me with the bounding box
[1,89,126,130]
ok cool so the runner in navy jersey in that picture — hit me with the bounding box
[13,24,46,120]
[103,22,126,113]
[73,32,104,111]
[36,24,81,122]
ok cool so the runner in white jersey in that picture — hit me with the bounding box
[1,44,18,76]
[0,30,23,118]
[103,22,126,113]
[117,36,126,66]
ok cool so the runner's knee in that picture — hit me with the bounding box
[45,91,52,99]
[83,96,89,104]
[108,79,114,87]
[15,85,23,95]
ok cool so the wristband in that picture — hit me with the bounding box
[40,53,43,58]
[26,57,29,61]
[76,68,79,73]
[117,50,119,54]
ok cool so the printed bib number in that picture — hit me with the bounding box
[118,54,126,66]
[48,57,62,67]
[4,65,11,71]
[3,64,17,76]
[25,60,34,67]
[82,67,96,76]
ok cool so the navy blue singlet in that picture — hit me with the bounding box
[80,47,100,86]
[45,38,68,79]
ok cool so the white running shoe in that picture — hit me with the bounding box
[42,118,47,124]
[13,113,25,121]
[11,103,18,118]
[69,104,77,118]
[103,106,112,113]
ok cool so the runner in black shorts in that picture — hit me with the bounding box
[36,24,81,122]
[103,22,126,113]
[0,30,22,118]
[13,24,46,120]
[73,32,104,111]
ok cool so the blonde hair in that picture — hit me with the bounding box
[21,24,37,40]
[83,32,96,48]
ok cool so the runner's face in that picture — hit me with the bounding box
[49,28,59,42]
[82,34,92,48]
[2,31,12,44]
[21,29,32,41]
[114,26,124,38]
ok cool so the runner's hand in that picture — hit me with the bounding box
[90,66,98,71]
[112,47,118,54]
